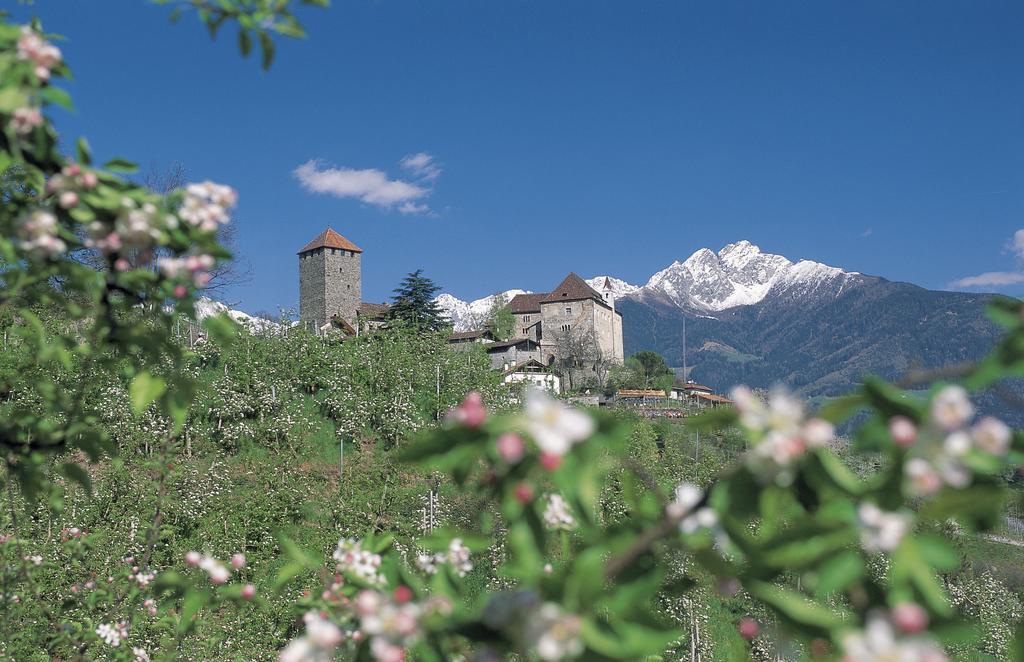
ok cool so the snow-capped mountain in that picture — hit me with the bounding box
[637,240,859,312]
[435,289,529,331]
[193,297,282,333]
[586,276,640,298]
[437,241,859,329]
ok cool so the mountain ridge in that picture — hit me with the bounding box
[433,241,1004,405]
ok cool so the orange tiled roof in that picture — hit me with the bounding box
[298,228,363,254]
[617,389,666,398]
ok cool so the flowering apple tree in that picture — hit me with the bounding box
[4,5,1024,661]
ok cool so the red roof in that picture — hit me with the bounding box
[297,228,363,255]
[508,293,547,314]
[540,273,606,306]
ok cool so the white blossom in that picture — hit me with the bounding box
[179,181,237,232]
[841,612,948,661]
[971,416,1011,456]
[543,493,576,531]
[524,388,594,456]
[730,385,832,485]
[17,26,62,81]
[16,209,65,258]
[524,603,584,661]
[858,503,911,553]
[95,622,128,648]
[9,107,43,135]
[931,385,974,431]
[333,538,385,586]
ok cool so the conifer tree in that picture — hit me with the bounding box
[389,269,447,331]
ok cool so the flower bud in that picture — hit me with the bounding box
[889,416,918,448]
[495,432,525,464]
[892,602,928,634]
[738,617,760,640]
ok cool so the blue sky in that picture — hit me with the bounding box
[13,1,1024,311]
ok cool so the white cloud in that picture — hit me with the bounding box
[950,271,1024,288]
[951,228,1024,289]
[293,154,441,215]
[400,152,441,182]
[861,228,873,238]
[1009,229,1024,259]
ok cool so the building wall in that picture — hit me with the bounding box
[514,314,542,342]
[299,247,361,329]
[613,311,624,363]
[505,371,561,394]
[489,344,543,370]
[539,298,587,355]
[592,302,618,363]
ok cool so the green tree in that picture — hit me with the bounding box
[389,269,447,331]
[611,350,675,391]
[486,292,515,340]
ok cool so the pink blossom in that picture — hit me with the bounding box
[495,432,525,463]
[174,285,188,298]
[539,452,562,471]
[393,586,413,604]
[889,416,918,448]
[355,590,383,617]
[230,553,246,569]
[59,191,79,209]
[81,171,99,188]
[891,603,928,634]
[971,416,1011,456]
[451,392,486,428]
[514,481,535,504]
[115,258,131,272]
[10,107,43,135]
[739,617,760,640]
[241,584,256,600]
[185,551,201,567]
[17,27,62,78]
[931,385,974,431]
[208,564,230,585]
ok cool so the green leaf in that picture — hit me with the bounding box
[41,87,74,112]
[758,526,857,569]
[812,551,863,597]
[748,581,844,633]
[862,376,920,419]
[238,28,252,57]
[104,157,138,173]
[177,589,207,635]
[76,137,92,164]
[816,394,865,424]
[259,31,275,70]
[130,371,167,415]
[203,314,239,347]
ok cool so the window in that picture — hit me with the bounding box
[523,315,531,322]
[561,324,571,332]
[565,307,572,315]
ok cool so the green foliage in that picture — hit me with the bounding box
[388,269,448,332]
[610,350,675,392]
[486,292,516,341]
[3,5,1024,662]
[153,0,328,70]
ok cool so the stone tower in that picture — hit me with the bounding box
[298,228,363,330]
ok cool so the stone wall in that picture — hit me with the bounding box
[298,247,361,329]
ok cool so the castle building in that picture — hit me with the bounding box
[506,273,624,366]
[298,228,388,332]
